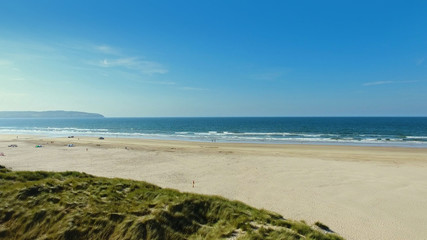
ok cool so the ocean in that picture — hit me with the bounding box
[0,117,426,147]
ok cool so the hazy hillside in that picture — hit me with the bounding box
[0,111,104,118]
[0,166,343,240]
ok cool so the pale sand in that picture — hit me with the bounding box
[1,135,427,240]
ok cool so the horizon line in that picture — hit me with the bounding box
[103,115,427,118]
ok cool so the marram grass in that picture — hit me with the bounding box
[0,165,343,240]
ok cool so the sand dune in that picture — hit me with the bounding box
[1,134,426,240]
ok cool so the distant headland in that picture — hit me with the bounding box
[0,111,104,118]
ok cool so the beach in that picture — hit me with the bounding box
[1,134,426,240]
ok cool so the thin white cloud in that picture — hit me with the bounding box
[416,57,425,66]
[55,42,118,56]
[133,79,176,85]
[363,81,394,86]
[0,59,21,72]
[11,77,25,81]
[149,80,176,85]
[57,42,167,75]
[94,45,118,55]
[0,75,24,82]
[363,80,419,86]
[2,39,168,86]
[97,57,168,75]
[179,86,207,91]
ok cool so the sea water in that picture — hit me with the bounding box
[0,117,426,147]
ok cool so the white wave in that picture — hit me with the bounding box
[1,127,427,147]
[406,136,427,139]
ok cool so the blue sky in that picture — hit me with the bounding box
[0,0,426,117]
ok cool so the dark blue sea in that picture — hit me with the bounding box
[1,117,427,147]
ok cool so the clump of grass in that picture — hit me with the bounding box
[0,168,345,239]
[0,165,9,173]
[315,221,334,232]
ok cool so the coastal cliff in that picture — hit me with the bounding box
[0,111,104,118]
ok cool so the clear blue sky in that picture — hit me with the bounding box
[1,0,426,117]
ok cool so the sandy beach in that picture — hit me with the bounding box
[1,134,426,240]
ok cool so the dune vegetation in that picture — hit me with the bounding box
[0,165,343,240]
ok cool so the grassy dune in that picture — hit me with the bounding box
[0,165,343,240]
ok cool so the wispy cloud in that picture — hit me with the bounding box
[362,81,394,86]
[1,39,169,88]
[0,59,21,73]
[95,57,168,75]
[0,75,24,82]
[137,79,176,85]
[416,57,425,66]
[151,80,176,85]
[55,42,118,56]
[54,42,167,75]
[363,80,419,86]
[94,44,118,55]
[179,86,207,91]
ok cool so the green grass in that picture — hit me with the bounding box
[0,165,344,239]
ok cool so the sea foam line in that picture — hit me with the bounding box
[1,128,427,146]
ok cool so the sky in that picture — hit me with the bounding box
[0,0,426,117]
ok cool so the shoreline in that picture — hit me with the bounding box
[1,134,427,239]
[5,133,427,154]
[2,133,427,149]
